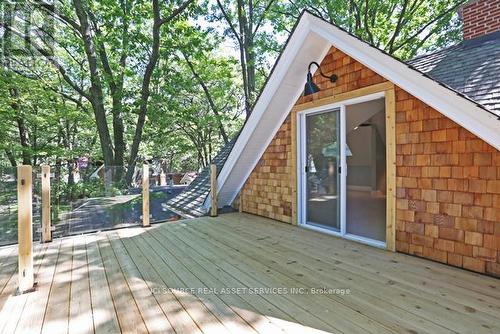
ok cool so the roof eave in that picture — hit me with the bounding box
[307,15,500,148]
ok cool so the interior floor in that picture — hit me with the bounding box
[346,190,386,241]
[306,195,339,231]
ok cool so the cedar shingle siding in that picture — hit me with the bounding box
[241,46,500,277]
[395,86,500,276]
[240,117,294,223]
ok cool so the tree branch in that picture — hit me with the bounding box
[182,52,229,144]
[362,0,375,44]
[0,22,90,99]
[387,0,409,53]
[32,0,82,35]
[9,64,87,110]
[126,0,194,181]
[252,0,276,36]
[217,0,243,46]
[160,0,195,25]
[391,0,465,53]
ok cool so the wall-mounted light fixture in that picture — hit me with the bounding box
[304,61,338,96]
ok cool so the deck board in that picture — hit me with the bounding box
[160,220,377,333]
[145,225,308,334]
[141,231,259,334]
[98,234,148,333]
[0,243,47,334]
[133,232,229,334]
[118,230,203,334]
[142,227,310,334]
[0,212,499,334]
[0,246,17,295]
[177,219,453,334]
[68,236,93,334]
[41,238,73,334]
[108,232,174,334]
[86,234,120,334]
[15,239,61,334]
[227,214,500,297]
[222,214,500,314]
[206,215,500,332]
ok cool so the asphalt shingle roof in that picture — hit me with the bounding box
[408,30,500,115]
[166,136,238,217]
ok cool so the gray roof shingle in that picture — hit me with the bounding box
[408,31,500,115]
[166,136,238,217]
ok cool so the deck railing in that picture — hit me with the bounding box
[11,163,185,293]
[2,163,209,293]
[1,163,195,291]
[0,163,189,247]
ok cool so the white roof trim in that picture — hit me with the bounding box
[308,15,500,146]
[206,11,500,209]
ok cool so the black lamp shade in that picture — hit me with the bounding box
[304,72,320,96]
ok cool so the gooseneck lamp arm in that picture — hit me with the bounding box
[308,61,338,83]
[303,61,337,96]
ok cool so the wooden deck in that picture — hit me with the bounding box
[1,212,500,334]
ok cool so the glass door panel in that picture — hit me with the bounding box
[305,109,341,231]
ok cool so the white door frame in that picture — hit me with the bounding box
[296,91,386,249]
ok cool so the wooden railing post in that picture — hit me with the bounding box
[142,164,150,227]
[41,165,52,243]
[17,165,34,293]
[210,164,218,217]
[159,171,167,186]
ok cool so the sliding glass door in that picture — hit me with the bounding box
[298,96,388,249]
[304,109,341,231]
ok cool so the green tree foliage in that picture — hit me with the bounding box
[1,0,196,178]
[0,0,468,176]
[0,67,95,167]
[210,0,278,117]
[146,24,243,169]
[270,0,466,60]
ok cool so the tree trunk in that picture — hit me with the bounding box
[245,0,256,107]
[4,4,30,165]
[55,156,62,202]
[4,149,17,167]
[111,93,126,177]
[125,0,193,185]
[73,0,115,166]
[91,8,129,169]
[12,92,32,165]
[125,0,162,184]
